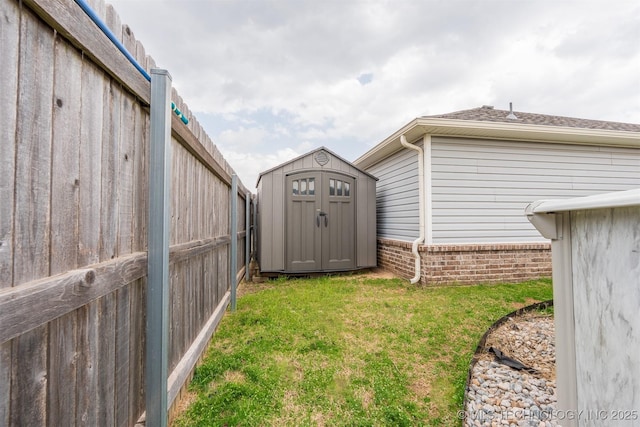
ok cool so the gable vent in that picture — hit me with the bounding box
[314,150,329,166]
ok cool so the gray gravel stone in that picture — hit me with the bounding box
[464,316,557,427]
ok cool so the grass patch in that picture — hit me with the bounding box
[174,276,552,426]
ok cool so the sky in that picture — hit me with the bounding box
[107,0,640,188]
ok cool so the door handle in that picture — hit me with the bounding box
[317,211,327,227]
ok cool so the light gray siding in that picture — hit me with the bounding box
[367,145,421,242]
[431,137,640,244]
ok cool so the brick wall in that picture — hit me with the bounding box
[377,238,551,285]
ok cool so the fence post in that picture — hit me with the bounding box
[245,191,251,282]
[230,174,238,311]
[253,195,258,265]
[146,68,172,427]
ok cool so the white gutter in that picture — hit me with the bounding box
[400,135,425,284]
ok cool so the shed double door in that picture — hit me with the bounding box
[286,171,355,272]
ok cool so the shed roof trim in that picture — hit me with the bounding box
[256,146,377,187]
[354,106,640,170]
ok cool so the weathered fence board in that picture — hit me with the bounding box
[48,312,78,427]
[2,1,254,425]
[78,59,105,267]
[10,325,48,425]
[97,293,116,427]
[13,7,54,287]
[0,0,19,290]
[51,36,82,275]
[128,279,146,422]
[169,261,183,372]
[21,0,151,104]
[76,299,100,425]
[115,286,131,426]
[132,102,149,252]
[0,341,11,425]
[117,92,136,257]
[100,79,121,262]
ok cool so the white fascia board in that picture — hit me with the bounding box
[354,119,421,169]
[354,117,640,170]
[530,189,640,214]
[417,118,640,147]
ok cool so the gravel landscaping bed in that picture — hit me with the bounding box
[465,313,557,427]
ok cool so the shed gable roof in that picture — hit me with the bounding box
[256,146,377,187]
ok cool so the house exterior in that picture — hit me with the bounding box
[256,147,377,274]
[353,105,640,285]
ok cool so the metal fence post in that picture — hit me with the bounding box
[245,192,251,282]
[253,194,258,266]
[230,174,238,311]
[146,68,172,427]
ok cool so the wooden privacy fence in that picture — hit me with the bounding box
[0,0,253,425]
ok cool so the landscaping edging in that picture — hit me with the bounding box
[460,300,553,426]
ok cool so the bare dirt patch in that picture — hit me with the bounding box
[223,370,247,383]
[237,280,277,298]
[354,268,399,280]
[510,297,540,310]
[171,389,199,424]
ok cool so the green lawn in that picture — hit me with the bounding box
[174,275,552,426]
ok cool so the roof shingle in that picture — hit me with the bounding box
[424,106,640,132]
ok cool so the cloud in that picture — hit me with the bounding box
[220,146,302,189]
[109,0,640,185]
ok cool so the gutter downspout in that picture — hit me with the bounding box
[400,135,425,284]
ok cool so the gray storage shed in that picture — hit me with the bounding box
[256,147,377,273]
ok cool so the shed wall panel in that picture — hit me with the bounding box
[258,174,272,269]
[431,137,640,244]
[271,172,285,270]
[355,173,377,267]
[257,168,286,271]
